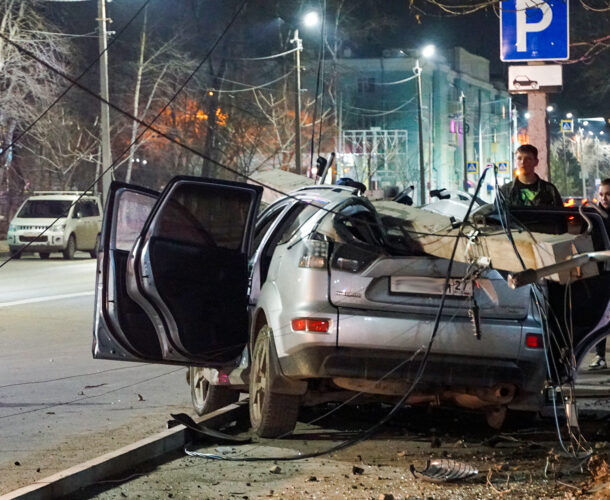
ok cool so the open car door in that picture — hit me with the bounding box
[94,176,262,368]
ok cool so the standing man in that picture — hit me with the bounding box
[500,144,563,207]
[589,178,610,370]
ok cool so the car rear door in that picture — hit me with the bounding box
[94,176,262,368]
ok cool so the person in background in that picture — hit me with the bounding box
[499,144,563,208]
[589,178,610,370]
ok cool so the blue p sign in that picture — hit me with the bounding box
[500,0,569,61]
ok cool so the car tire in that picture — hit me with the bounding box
[90,234,100,258]
[63,235,76,260]
[249,325,300,438]
[9,248,21,259]
[189,366,239,416]
[39,252,50,259]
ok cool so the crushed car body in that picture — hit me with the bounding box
[93,172,610,437]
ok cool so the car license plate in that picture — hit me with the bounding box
[390,277,473,296]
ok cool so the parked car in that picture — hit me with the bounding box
[93,177,610,437]
[8,191,102,259]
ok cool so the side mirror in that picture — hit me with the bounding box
[74,211,82,219]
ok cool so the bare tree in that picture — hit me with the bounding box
[0,0,71,222]
[21,107,99,190]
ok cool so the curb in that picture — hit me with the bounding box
[1,402,248,500]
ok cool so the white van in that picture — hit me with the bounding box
[7,192,102,260]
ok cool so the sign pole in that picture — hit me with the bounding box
[527,91,549,181]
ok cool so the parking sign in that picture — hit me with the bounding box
[500,0,569,61]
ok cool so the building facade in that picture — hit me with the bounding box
[332,47,514,202]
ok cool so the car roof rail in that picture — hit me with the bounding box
[32,190,97,196]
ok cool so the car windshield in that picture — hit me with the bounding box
[17,200,72,218]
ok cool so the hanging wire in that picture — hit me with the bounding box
[208,69,294,93]
[229,47,298,60]
[344,96,416,117]
[0,0,153,163]
[0,0,251,269]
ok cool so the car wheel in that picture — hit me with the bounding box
[63,235,76,260]
[9,248,21,259]
[249,325,300,438]
[39,252,50,259]
[90,234,100,258]
[189,366,239,416]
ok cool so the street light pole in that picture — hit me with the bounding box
[98,0,113,203]
[291,29,303,175]
[415,59,425,205]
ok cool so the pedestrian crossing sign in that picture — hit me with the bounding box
[466,161,479,174]
[497,161,509,173]
[560,119,573,133]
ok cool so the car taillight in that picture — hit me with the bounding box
[331,243,378,273]
[291,318,330,333]
[525,333,543,349]
[298,239,328,269]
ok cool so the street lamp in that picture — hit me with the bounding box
[303,11,319,28]
[291,11,319,175]
[415,44,435,204]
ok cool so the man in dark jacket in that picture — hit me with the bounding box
[499,144,563,207]
[589,178,610,370]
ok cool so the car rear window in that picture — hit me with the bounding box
[17,200,72,218]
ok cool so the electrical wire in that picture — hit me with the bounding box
[0,0,250,269]
[0,0,153,164]
[344,97,416,117]
[493,167,593,459]
[0,364,149,390]
[208,69,294,93]
[185,169,492,463]
[229,47,298,60]
[1,5,600,460]
[0,367,183,420]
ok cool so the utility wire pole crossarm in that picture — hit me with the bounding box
[291,29,303,175]
[98,0,113,205]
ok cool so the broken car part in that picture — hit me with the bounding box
[410,458,478,482]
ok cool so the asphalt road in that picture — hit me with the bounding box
[0,253,191,494]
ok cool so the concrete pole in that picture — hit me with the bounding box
[461,92,468,191]
[527,91,549,180]
[98,0,113,203]
[415,59,425,205]
[292,30,303,175]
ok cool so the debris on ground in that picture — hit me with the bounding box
[410,458,478,482]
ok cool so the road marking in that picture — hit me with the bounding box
[0,291,94,308]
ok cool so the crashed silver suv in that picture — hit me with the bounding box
[93,176,610,437]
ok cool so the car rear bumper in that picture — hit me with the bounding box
[278,346,545,406]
